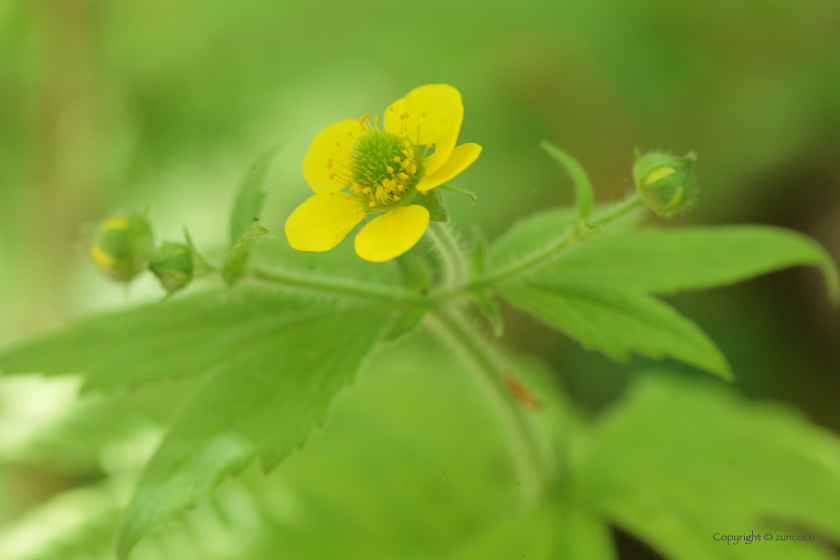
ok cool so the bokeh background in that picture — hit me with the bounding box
[1,1,839,557]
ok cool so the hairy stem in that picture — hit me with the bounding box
[469,192,645,289]
[252,267,425,304]
[427,305,547,507]
[426,222,468,290]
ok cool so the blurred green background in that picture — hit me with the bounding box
[1,0,839,556]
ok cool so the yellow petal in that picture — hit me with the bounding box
[384,85,463,175]
[285,193,365,251]
[416,143,482,192]
[354,205,430,262]
[302,119,366,194]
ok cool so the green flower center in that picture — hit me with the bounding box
[348,130,422,209]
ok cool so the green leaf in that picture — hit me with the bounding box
[0,286,374,392]
[414,187,449,222]
[438,182,478,203]
[381,310,425,342]
[541,141,593,220]
[501,280,731,378]
[116,294,390,558]
[469,225,489,277]
[228,147,277,247]
[542,226,840,302]
[257,333,526,557]
[489,207,577,274]
[578,375,840,560]
[221,220,271,285]
[447,504,616,560]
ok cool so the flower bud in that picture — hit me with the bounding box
[148,241,194,294]
[87,212,154,282]
[633,151,696,216]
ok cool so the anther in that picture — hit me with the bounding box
[387,166,394,173]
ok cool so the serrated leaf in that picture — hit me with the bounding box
[381,310,425,342]
[0,287,371,392]
[489,207,577,274]
[221,220,271,285]
[414,187,449,222]
[541,141,593,220]
[501,280,731,378]
[542,226,840,301]
[229,147,277,247]
[438,182,478,203]
[116,296,389,559]
[578,375,840,560]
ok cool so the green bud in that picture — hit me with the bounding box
[87,212,154,282]
[148,241,194,294]
[633,151,696,216]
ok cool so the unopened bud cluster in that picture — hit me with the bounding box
[86,212,194,294]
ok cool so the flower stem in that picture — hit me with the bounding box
[588,191,645,227]
[426,222,468,290]
[468,192,645,289]
[426,305,546,507]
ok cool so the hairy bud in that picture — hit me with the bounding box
[87,212,154,282]
[149,241,194,294]
[633,151,696,216]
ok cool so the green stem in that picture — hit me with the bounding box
[427,305,547,507]
[468,193,645,289]
[588,191,645,227]
[252,267,425,304]
[426,222,468,290]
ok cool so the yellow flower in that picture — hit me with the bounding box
[285,84,481,262]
